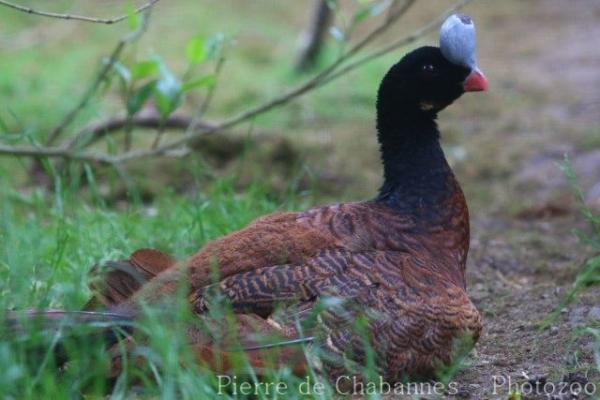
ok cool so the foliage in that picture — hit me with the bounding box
[0,0,468,167]
[558,160,600,299]
[561,160,600,377]
[0,169,447,398]
[0,167,309,398]
[538,159,600,380]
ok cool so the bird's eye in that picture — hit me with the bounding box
[422,64,436,73]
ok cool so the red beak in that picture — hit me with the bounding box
[463,69,488,92]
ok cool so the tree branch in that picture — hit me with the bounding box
[0,144,116,164]
[344,0,417,59]
[46,8,153,146]
[114,0,471,163]
[318,0,472,87]
[67,114,216,149]
[0,0,160,25]
[0,0,471,166]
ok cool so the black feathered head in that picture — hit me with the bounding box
[377,14,488,121]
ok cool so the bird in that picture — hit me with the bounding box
[14,13,488,386]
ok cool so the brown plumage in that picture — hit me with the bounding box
[14,14,489,384]
[92,192,479,380]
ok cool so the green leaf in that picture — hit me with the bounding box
[153,58,183,118]
[353,6,372,24]
[186,37,207,65]
[127,81,156,116]
[127,5,140,31]
[131,60,160,80]
[182,75,216,92]
[111,61,132,87]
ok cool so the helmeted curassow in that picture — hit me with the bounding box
[11,13,488,384]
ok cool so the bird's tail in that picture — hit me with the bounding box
[4,248,312,377]
[3,248,173,366]
[7,309,134,331]
[85,248,176,309]
[4,309,136,367]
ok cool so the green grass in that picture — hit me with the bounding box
[0,170,409,398]
[567,166,600,389]
[554,161,600,298]
[0,168,320,398]
[0,1,505,397]
[0,3,392,396]
[0,174,308,308]
[539,161,600,383]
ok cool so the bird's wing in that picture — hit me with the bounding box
[21,202,476,379]
[187,247,480,379]
[190,249,407,366]
[85,248,175,309]
[176,248,387,377]
[82,201,477,377]
[124,202,412,306]
[184,201,422,286]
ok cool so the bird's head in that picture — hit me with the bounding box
[377,14,487,118]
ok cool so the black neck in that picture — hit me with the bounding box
[375,107,456,217]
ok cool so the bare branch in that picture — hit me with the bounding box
[0,0,160,25]
[183,55,227,139]
[0,144,116,164]
[318,0,473,87]
[67,114,217,150]
[345,0,417,59]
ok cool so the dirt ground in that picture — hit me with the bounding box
[441,1,600,399]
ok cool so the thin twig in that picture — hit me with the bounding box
[46,8,153,146]
[67,114,216,150]
[114,0,470,163]
[345,0,417,59]
[318,0,472,87]
[0,144,115,164]
[45,41,126,146]
[0,0,160,25]
[0,0,471,165]
[184,55,226,138]
[385,0,401,23]
[70,0,408,157]
[150,120,166,149]
[198,57,226,120]
[123,115,134,152]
